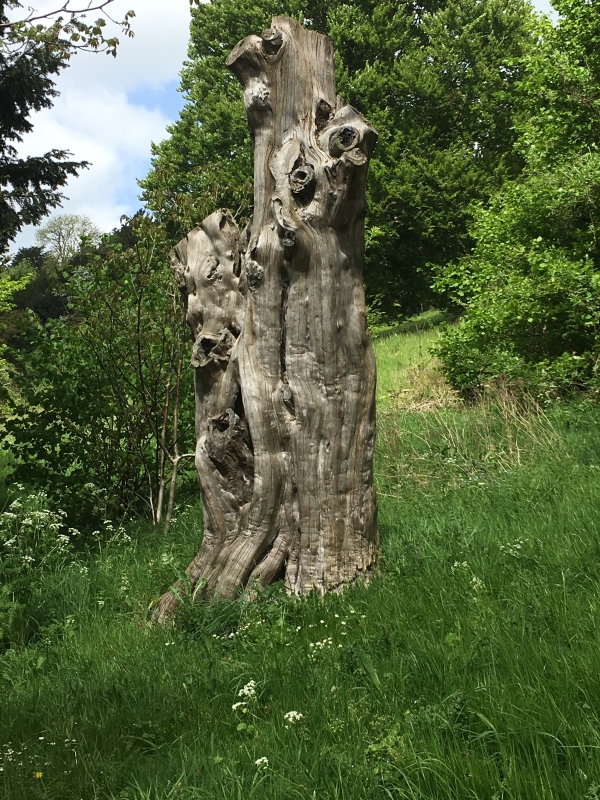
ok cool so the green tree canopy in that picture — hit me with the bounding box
[142,0,537,316]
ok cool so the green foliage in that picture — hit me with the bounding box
[5,203,196,528]
[2,330,600,798]
[0,264,29,314]
[12,248,62,317]
[0,246,69,363]
[518,0,600,166]
[0,261,31,402]
[332,0,536,314]
[434,153,600,398]
[434,1,600,398]
[143,0,537,316]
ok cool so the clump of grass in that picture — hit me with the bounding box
[377,384,567,497]
[1,317,600,799]
[375,323,460,411]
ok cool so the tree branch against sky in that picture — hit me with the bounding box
[2,0,135,57]
[10,0,191,251]
[2,1,127,27]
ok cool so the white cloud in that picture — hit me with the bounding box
[12,0,193,250]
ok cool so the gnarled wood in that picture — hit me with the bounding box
[155,17,378,620]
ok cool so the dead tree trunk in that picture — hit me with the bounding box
[155,16,378,620]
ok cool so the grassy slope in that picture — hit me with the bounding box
[2,327,600,799]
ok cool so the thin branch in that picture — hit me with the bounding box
[0,2,122,29]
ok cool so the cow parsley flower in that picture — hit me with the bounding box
[238,680,257,700]
[283,711,304,727]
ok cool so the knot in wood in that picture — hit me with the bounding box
[246,259,264,290]
[328,125,360,158]
[246,80,270,110]
[289,164,316,195]
[280,230,296,251]
[205,408,240,463]
[261,28,283,55]
[281,381,295,415]
[191,329,235,369]
[315,99,333,132]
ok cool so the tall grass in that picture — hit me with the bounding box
[374,322,457,411]
[2,325,600,799]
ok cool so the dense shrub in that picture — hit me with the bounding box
[433,153,600,399]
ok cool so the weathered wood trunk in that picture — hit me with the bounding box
[155,16,378,620]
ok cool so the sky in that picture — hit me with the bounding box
[12,0,558,251]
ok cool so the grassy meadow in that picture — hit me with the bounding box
[2,322,600,799]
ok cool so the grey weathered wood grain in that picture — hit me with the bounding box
[154,17,378,620]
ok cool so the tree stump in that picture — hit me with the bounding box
[155,16,378,620]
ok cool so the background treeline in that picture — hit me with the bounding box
[2,0,599,527]
[143,0,600,397]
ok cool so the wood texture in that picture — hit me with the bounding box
[155,17,378,620]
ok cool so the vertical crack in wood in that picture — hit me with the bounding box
[279,278,295,416]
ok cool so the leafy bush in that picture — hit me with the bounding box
[433,153,600,399]
[5,205,196,528]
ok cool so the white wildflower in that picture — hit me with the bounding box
[255,757,268,769]
[283,711,304,727]
[238,680,257,700]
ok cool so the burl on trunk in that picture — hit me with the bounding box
[155,16,378,620]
